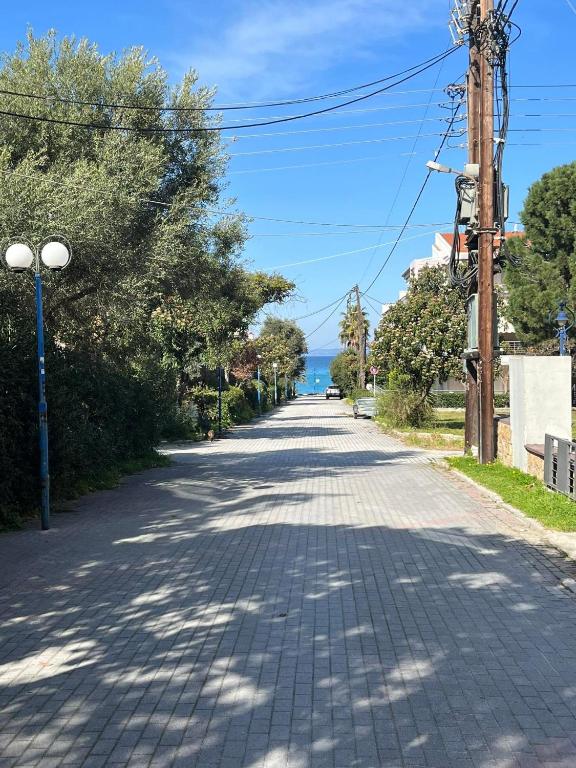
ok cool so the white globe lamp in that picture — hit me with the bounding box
[5,243,34,272]
[40,241,70,271]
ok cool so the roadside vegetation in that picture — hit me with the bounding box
[447,457,576,532]
[0,32,305,528]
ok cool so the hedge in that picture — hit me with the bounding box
[432,391,510,408]
[0,341,170,529]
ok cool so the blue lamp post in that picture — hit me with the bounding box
[273,362,278,405]
[550,300,575,356]
[256,354,262,414]
[3,238,71,531]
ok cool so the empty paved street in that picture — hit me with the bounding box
[2,396,576,768]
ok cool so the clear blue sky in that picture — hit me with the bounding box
[1,1,574,348]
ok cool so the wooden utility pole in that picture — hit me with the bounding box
[464,0,481,453]
[478,0,496,462]
[353,284,366,389]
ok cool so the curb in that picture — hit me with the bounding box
[435,459,576,591]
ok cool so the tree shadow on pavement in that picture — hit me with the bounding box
[2,450,576,767]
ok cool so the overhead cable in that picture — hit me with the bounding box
[305,294,350,340]
[361,101,463,294]
[0,47,458,112]
[0,47,460,133]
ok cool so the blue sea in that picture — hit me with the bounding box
[297,353,337,395]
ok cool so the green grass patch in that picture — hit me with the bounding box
[1,451,171,532]
[447,456,576,532]
[399,431,464,451]
[62,451,171,498]
[375,417,464,451]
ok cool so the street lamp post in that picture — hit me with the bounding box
[256,354,262,414]
[284,372,288,401]
[272,362,278,405]
[2,238,71,531]
[550,300,575,356]
[217,364,223,435]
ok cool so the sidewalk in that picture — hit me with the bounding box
[1,396,576,767]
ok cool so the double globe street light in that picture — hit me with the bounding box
[3,238,71,531]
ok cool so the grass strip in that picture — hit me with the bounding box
[1,451,171,532]
[447,456,576,532]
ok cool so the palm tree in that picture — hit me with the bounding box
[339,305,369,352]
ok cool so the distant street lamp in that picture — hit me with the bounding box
[256,354,262,414]
[217,364,223,435]
[3,237,71,531]
[272,361,278,404]
[549,300,575,356]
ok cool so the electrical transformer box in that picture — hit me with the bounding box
[465,293,499,353]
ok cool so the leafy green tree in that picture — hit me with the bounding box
[329,350,359,395]
[0,31,294,524]
[504,161,576,342]
[338,304,369,351]
[256,318,307,391]
[370,266,466,399]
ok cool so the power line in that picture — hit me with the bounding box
[305,294,350,340]
[363,295,382,315]
[362,101,463,294]
[291,293,351,321]
[228,130,465,157]
[0,47,460,133]
[272,230,438,269]
[248,223,452,236]
[228,114,464,140]
[358,54,448,285]
[0,167,453,230]
[228,152,434,176]
[364,293,386,306]
[0,47,458,113]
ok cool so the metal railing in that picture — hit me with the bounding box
[500,340,525,355]
[544,434,576,499]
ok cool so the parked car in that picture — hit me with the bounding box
[353,397,377,418]
[325,385,342,400]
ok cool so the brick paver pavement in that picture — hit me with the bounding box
[2,396,576,768]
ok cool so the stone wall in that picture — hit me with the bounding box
[526,450,544,482]
[497,416,546,481]
[497,417,513,467]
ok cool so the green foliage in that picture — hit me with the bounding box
[377,371,432,428]
[431,391,509,408]
[448,457,576,532]
[504,162,576,343]
[338,304,369,352]
[370,266,466,397]
[256,317,307,389]
[0,31,293,525]
[432,391,466,408]
[188,385,256,434]
[329,349,358,395]
[347,388,373,402]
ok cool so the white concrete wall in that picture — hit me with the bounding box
[508,356,572,471]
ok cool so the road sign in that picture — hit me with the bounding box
[369,366,379,375]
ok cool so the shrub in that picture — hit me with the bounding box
[377,370,432,428]
[189,384,255,434]
[330,350,358,395]
[223,386,254,423]
[433,391,466,408]
[431,391,509,408]
[348,388,373,401]
[0,340,171,528]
